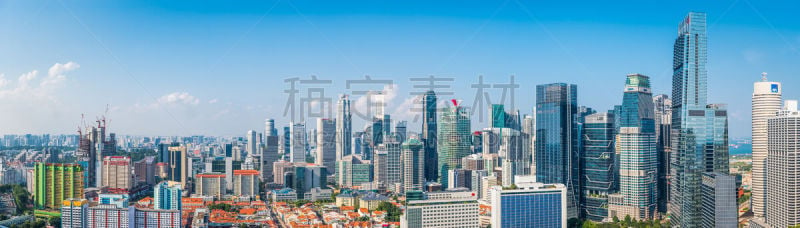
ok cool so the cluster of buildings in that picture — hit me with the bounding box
[11,10,800,228]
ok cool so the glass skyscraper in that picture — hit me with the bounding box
[422,90,438,182]
[669,12,730,227]
[608,74,657,220]
[580,112,615,222]
[535,83,579,219]
[437,102,471,189]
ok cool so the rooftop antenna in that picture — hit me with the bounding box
[762,72,768,82]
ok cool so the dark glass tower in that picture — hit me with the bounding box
[535,83,579,219]
[580,112,615,222]
[669,12,730,227]
[422,90,438,181]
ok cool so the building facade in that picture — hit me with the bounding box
[490,179,567,228]
[700,172,737,228]
[316,118,337,172]
[102,156,133,191]
[402,138,425,194]
[535,82,579,219]
[154,181,182,211]
[422,90,438,182]
[766,100,800,227]
[437,102,471,188]
[34,162,84,209]
[580,112,615,222]
[195,173,226,198]
[401,191,479,228]
[232,170,260,197]
[751,73,782,218]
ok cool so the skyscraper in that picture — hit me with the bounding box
[233,170,260,197]
[34,163,84,209]
[580,112,615,222]
[262,133,280,182]
[535,83,579,218]
[101,156,133,191]
[290,122,307,163]
[422,90,438,182]
[247,130,257,156]
[265,118,278,137]
[669,12,731,227]
[751,73,782,218]
[402,138,425,194]
[167,146,188,185]
[490,177,568,228]
[653,94,672,213]
[316,118,336,172]
[437,101,471,188]
[336,95,352,162]
[608,74,657,220]
[765,100,800,227]
[336,155,373,187]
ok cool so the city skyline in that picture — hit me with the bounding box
[2,1,800,137]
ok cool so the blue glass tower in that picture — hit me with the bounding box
[669,12,730,227]
[422,90,438,182]
[535,83,579,218]
[580,112,615,222]
[608,74,657,220]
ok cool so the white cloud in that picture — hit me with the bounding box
[42,62,79,87]
[157,92,200,105]
[0,74,8,88]
[208,98,219,104]
[17,70,38,88]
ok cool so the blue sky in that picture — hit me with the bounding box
[1,0,799,138]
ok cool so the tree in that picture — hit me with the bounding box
[208,203,235,212]
[356,216,370,222]
[567,218,582,228]
[375,202,401,222]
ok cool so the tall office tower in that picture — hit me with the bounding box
[101,156,133,191]
[336,95,353,162]
[766,100,800,227]
[283,126,291,156]
[262,134,280,182]
[247,130,257,156]
[272,161,294,185]
[380,137,403,190]
[34,163,84,209]
[607,74,657,220]
[154,181,182,211]
[490,176,568,228]
[395,121,407,143]
[522,114,535,175]
[669,12,731,227]
[422,90,438,182]
[374,149,388,187]
[438,101,471,188]
[471,131,483,154]
[448,169,473,189]
[336,155,373,187]
[223,143,233,158]
[167,146,188,185]
[316,118,337,172]
[232,145,243,161]
[489,104,522,130]
[481,128,525,180]
[289,163,328,198]
[752,73,782,218]
[401,191,480,228]
[580,112,616,222]
[402,138,425,194]
[290,122,307,163]
[265,118,278,137]
[232,170,260,197]
[61,198,88,228]
[134,156,155,185]
[652,94,672,213]
[700,172,737,228]
[535,83,579,219]
[195,173,226,198]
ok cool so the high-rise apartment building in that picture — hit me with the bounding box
[437,102,471,188]
[87,204,129,228]
[61,198,88,228]
[34,162,84,209]
[154,181,182,211]
[195,173,226,198]
[422,90,438,182]
[290,122,307,163]
[232,169,260,197]
[580,112,615,222]
[751,73,782,218]
[536,82,579,219]
[102,156,133,191]
[669,12,730,227]
[134,156,155,185]
[608,74,657,220]
[766,100,800,227]
[316,118,337,172]
[402,138,425,194]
